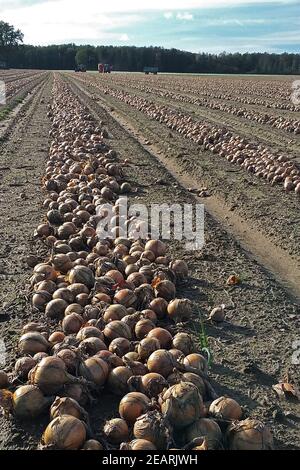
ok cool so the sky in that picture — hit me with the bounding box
[1,0,300,53]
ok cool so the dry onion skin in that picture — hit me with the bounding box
[227,419,274,450]
[184,418,223,450]
[13,385,54,419]
[119,392,151,424]
[82,440,104,450]
[42,415,86,450]
[103,418,129,444]
[133,411,170,449]
[209,396,242,421]
[160,382,205,429]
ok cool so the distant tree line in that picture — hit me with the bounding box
[1,21,300,74]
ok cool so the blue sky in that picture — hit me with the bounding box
[1,0,300,53]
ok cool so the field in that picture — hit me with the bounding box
[0,71,299,450]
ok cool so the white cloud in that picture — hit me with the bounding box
[119,33,130,41]
[0,0,297,15]
[164,12,173,19]
[0,1,142,44]
[176,12,194,21]
[206,18,267,26]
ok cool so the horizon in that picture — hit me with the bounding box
[1,0,300,54]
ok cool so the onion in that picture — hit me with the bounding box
[104,418,129,444]
[127,272,147,287]
[97,351,124,370]
[122,439,157,450]
[169,259,188,280]
[33,352,48,362]
[82,440,104,450]
[227,419,274,450]
[154,280,176,301]
[13,385,53,418]
[32,290,52,311]
[167,299,192,322]
[35,280,57,294]
[184,418,222,449]
[169,349,184,361]
[172,333,194,356]
[50,396,86,421]
[34,263,57,282]
[65,303,84,316]
[19,332,49,355]
[68,284,89,297]
[149,298,168,319]
[76,326,103,341]
[119,392,151,424]
[69,265,95,289]
[147,350,175,377]
[22,322,46,334]
[104,321,132,342]
[140,373,168,398]
[209,305,225,323]
[138,337,161,361]
[78,337,106,357]
[30,356,77,395]
[79,357,109,386]
[147,328,172,349]
[135,319,155,340]
[62,313,84,334]
[106,270,124,285]
[160,382,204,429]
[114,289,137,308]
[57,349,78,373]
[53,288,74,303]
[125,359,148,376]
[0,370,9,388]
[109,338,131,357]
[134,411,170,449]
[49,332,65,344]
[45,299,68,320]
[108,366,133,395]
[63,383,88,407]
[184,354,208,374]
[123,352,139,361]
[145,240,166,258]
[14,357,37,380]
[141,309,157,324]
[181,373,206,397]
[209,396,242,421]
[42,415,86,450]
[52,253,73,273]
[103,304,127,322]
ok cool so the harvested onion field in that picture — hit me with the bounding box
[0,71,299,451]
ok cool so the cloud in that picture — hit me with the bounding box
[1,0,298,14]
[164,12,173,19]
[205,18,267,26]
[176,12,194,21]
[119,33,130,41]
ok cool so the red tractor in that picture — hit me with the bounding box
[98,63,112,73]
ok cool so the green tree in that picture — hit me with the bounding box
[0,21,23,62]
[75,46,97,69]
